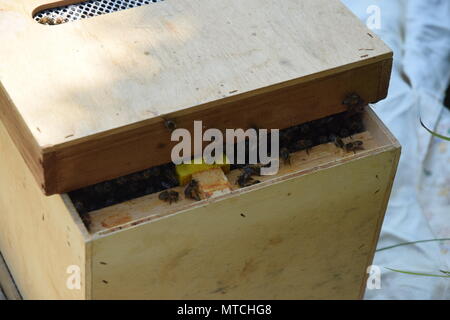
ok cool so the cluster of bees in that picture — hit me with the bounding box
[158,179,201,204]
[158,107,366,205]
[158,163,264,206]
[231,108,366,189]
[72,98,366,224]
[37,16,67,25]
[69,163,179,217]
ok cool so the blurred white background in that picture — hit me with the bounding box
[342,0,450,299]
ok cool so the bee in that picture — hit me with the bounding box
[104,198,116,207]
[38,17,51,24]
[115,176,128,186]
[127,181,140,194]
[145,186,155,195]
[335,137,364,153]
[280,127,297,147]
[316,125,328,137]
[158,190,180,204]
[73,200,87,215]
[334,137,345,149]
[241,164,262,176]
[339,127,351,138]
[344,140,364,153]
[129,172,144,182]
[141,169,152,180]
[94,181,113,194]
[329,133,338,143]
[157,167,179,189]
[80,213,91,230]
[299,123,310,134]
[318,135,329,144]
[184,179,201,201]
[280,147,291,164]
[343,93,365,115]
[296,139,313,155]
[237,171,260,188]
[54,17,65,25]
[162,167,179,187]
[326,119,340,134]
[142,167,161,179]
[347,115,365,133]
[318,116,334,126]
[72,200,91,228]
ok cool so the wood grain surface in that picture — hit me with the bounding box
[0,0,392,194]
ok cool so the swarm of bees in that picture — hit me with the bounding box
[230,102,366,188]
[231,104,366,171]
[71,98,367,225]
[38,16,67,25]
[157,178,206,205]
[69,163,179,221]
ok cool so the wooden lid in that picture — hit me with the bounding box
[0,0,392,195]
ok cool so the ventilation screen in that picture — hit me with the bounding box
[34,0,164,25]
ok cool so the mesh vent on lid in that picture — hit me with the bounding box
[34,0,164,25]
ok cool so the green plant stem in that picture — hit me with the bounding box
[420,118,450,141]
[386,267,450,278]
[376,238,450,252]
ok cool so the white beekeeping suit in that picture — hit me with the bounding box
[341,0,450,300]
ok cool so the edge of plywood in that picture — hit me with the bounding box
[358,146,400,299]
[357,107,401,299]
[0,83,45,188]
[0,252,22,300]
[0,117,92,299]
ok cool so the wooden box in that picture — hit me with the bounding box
[0,0,399,299]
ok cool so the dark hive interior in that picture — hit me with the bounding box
[69,109,365,224]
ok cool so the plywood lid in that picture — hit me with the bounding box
[0,0,392,195]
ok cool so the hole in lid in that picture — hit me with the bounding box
[34,0,165,25]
